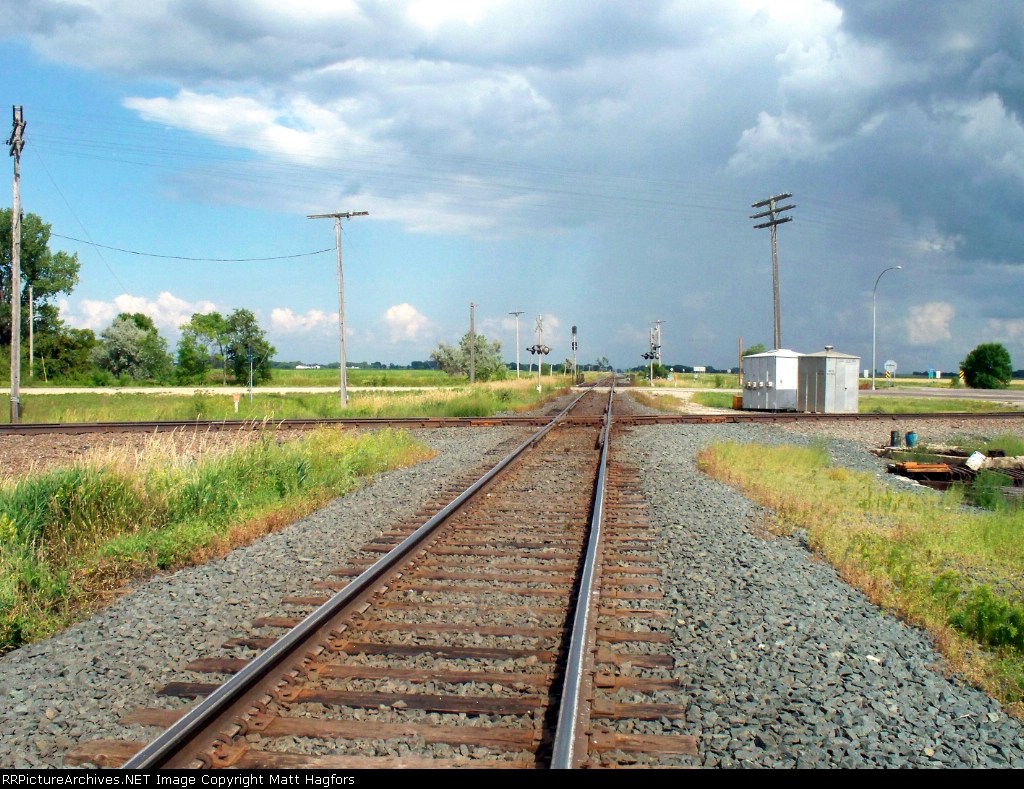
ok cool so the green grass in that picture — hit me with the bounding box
[692,392,739,408]
[698,440,1024,716]
[270,367,466,387]
[2,380,569,424]
[859,396,1020,414]
[0,427,435,654]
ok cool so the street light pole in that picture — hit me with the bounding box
[469,302,476,384]
[307,210,368,408]
[509,311,524,378]
[871,265,902,391]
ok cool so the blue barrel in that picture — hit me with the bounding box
[905,431,918,448]
[890,430,902,447]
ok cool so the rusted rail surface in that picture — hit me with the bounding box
[66,382,694,768]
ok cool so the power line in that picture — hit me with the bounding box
[49,233,334,262]
[33,147,131,292]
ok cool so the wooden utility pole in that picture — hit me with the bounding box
[751,193,794,351]
[737,336,743,386]
[306,210,368,408]
[8,106,25,422]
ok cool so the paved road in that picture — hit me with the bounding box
[862,385,1024,404]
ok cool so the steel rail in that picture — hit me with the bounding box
[0,415,555,436]
[121,384,598,769]
[550,380,615,768]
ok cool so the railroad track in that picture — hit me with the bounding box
[66,382,697,769]
[2,407,1022,437]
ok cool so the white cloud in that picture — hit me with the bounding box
[406,0,507,31]
[61,292,216,333]
[945,93,1024,183]
[124,91,392,168]
[905,302,955,345]
[383,303,429,342]
[729,111,833,171]
[271,307,336,333]
[986,317,1024,342]
[914,232,963,254]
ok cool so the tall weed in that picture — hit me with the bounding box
[0,427,433,654]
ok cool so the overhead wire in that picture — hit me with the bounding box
[48,233,334,262]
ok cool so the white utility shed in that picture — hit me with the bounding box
[797,347,860,413]
[741,349,800,411]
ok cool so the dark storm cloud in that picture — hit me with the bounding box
[835,0,1024,111]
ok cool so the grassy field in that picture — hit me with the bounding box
[3,379,571,424]
[698,440,1024,717]
[270,367,464,387]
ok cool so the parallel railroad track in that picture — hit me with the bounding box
[2,408,1022,436]
[66,383,697,769]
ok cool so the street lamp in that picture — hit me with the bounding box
[871,265,902,391]
[509,311,524,378]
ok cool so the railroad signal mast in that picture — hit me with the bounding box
[571,325,578,383]
[526,314,550,392]
[642,327,659,385]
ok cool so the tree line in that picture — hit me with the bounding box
[2,209,275,385]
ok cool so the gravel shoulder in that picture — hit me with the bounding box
[1,404,1023,768]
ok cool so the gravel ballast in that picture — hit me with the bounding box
[616,418,1024,768]
[1,409,1023,768]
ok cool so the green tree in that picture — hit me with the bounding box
[960,343,1012,389]
[743,343,767,356]
[91,314,173,382]
[0,210,80,347]
[175,330,211,384]
[184,312,231,384]
[430,333,507,381]
[33,327,97,381]
[224,309,275,384]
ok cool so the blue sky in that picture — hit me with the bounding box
[2,1,1023,374]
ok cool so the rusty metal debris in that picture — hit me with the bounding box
[878,442,1024,493]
